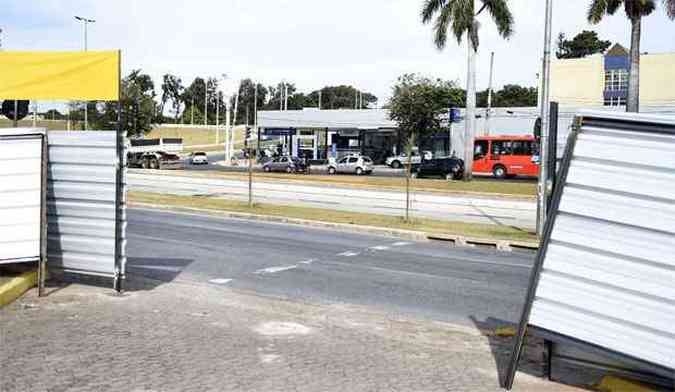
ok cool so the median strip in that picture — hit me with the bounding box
[129,192,539,249]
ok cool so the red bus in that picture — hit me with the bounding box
[473,135,539,178]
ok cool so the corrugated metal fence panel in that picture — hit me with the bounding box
[0,129,44,263]
[47,131,126,277]
[529,110,675,371]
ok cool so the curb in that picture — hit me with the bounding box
[0,271,37,308]
[597,376,660,392]
[130,202,540,251]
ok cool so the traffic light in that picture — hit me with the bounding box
[533,117,542,139]
[1,100,30,121]
[245,126,252,140]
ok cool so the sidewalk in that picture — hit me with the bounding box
[0,276,580,392]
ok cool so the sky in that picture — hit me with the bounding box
[2,0,675,106]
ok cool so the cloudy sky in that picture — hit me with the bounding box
[3,0,675,104]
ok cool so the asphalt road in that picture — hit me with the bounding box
[127,208,535,327]
[128,170,537,229]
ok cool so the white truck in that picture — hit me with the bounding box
[126,138,184,169]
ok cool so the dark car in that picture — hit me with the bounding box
[262,156,308,173]
[411,157,464,180]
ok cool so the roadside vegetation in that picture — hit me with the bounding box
[130,191,537,243]
[142,169,537,197]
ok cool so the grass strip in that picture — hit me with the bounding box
[130,191,537,243]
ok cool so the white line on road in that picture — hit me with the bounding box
[298,259,315,265]
[208,278,233,285]
[337,251,360,257]
[129,265,183,272]
[369,245,390,251]
[391,242,411,247]
[254,265,298,275]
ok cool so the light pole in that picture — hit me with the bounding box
[75,16,95,130]
[537,0,554,237]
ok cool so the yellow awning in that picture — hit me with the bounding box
[0,51,120,101]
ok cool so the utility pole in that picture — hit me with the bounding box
[249,84,257,208]
[318,90,322,109]
[537,0,554,237]
[486,51,495,136]
[280,81,284,111]
[232,88,240,160]
[284,83,289,111]
[464,33,477,181]
[216,91,220,144]
[75,16,95,130]
[204,79,208,126]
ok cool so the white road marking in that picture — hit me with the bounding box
[254,321,312,336]
[337,251,360,257]
[130,265,183,272]
[391,242,412,247]
[208,278,233,285]
[369,245,390,251]
[298,259,315,265]
[254,265,298,274]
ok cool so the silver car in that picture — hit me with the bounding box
[328,155,374,175]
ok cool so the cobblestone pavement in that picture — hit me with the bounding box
[0,277,581,392]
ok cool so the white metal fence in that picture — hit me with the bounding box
[46,131,127,280]
[506,110,675,389]
[0,129,45,264]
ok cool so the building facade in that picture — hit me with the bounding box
[550,44,675,108]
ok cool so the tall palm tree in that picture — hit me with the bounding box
[588,0,675,112]
[421,0,513,181]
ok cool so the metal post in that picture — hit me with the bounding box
[204,79,208,126]
[486,51,495,136]
[250,84,257,207]
[537,0,554,237]
[464,33,477,181]
[216,92,220,144]
[284,84,289,111]
[547,102,559,210]
[13,100,18,127]
[38,133,48,297]
[318,90,322,109]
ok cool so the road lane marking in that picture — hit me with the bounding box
[337,251,360,257]
[129,265,183,272]
[208,278,233,285]
[298,259,315,265]
[254,265,298,275]
[391,242,411,247]
[369,245,390,251]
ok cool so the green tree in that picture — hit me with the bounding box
[389,74,464,141]
[421,0,514,181]
[236,79,268,125]
[588,0,675,112]
[477,84,538,107]
[556,30,612,59]
[307,86,377,109]
[91,69,158,136]
[160,74,184,122]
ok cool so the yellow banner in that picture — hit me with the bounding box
[0,51,120,101]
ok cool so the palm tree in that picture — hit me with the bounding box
[421,0,513,181]
[588,0,675,113]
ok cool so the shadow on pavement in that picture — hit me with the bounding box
[41,257,194,295]
[124,257,195,291]
[470,315,596,391]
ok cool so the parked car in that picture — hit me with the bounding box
[262,156,307,173]
[189,151,208,165]
[411,157,464,181]
[385,150,432,169]
[327,155,374,175]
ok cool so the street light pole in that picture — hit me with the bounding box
[537,0,554,237]
[486,51,495,136]
[75,16,95,130]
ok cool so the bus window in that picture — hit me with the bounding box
[474,140,489,159]
[512,141,533,155]
[492,141,513,156]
